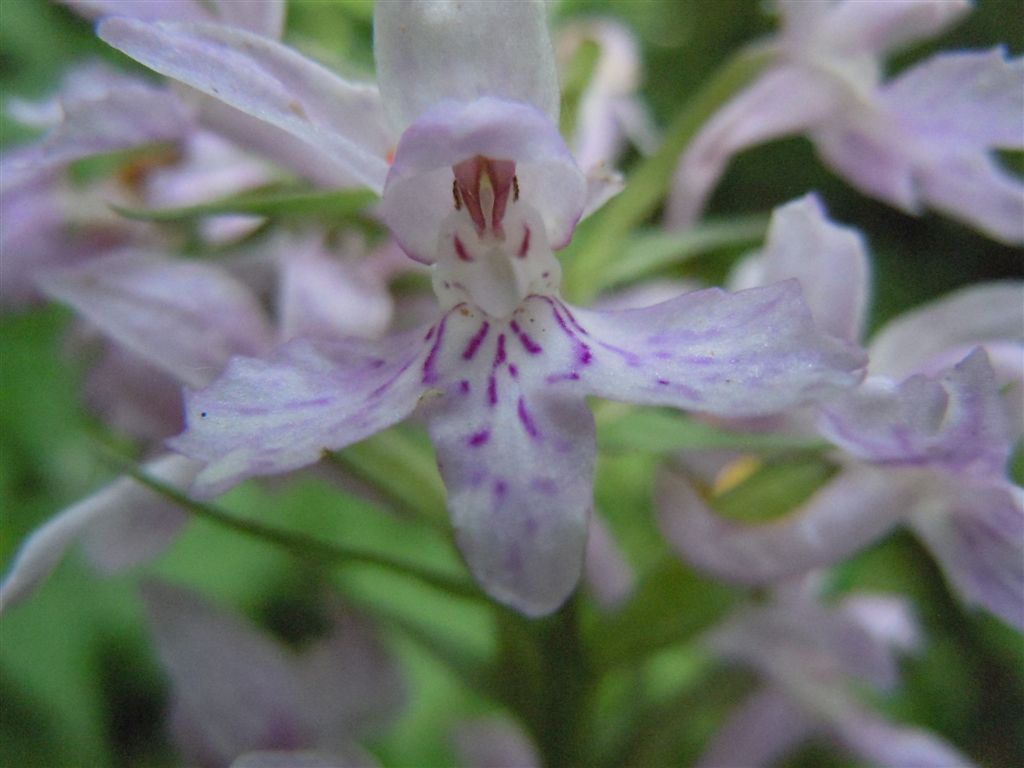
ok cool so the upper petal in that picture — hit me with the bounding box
[868,281,1024,379]
[168,331,429,498]
[567,280,866,417]
[818,349,1012,475]
[37,250,275,389]
[730,194,870,344]
[98,19,393,192]
[374,0,559,134]
[380,97,586,263]
[882,49,1024,150]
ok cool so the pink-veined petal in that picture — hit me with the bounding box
[0,455,198,613]
[37,250,274,388]
[168,331,429,498]
[883,49,1024,150]
[731,194,870,343]
[697,686,816,768]
[98,19,392,192]
[380,97,586,263]
[868,281,1024,379]
[142,581,312,764]
[569,280,866,417]
[374,0,559,134]
[656,465,910,585]
[818,349,1012,474]
[425,361,595,617]
[666,66,839,227]
[910,481,1024,630]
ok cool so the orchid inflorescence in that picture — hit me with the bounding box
[1,1,1021,766]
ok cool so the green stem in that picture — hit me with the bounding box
[105,451,484,602]
[563,44,775,303]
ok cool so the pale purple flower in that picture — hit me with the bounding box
[667,0,1024,244]
[452,716,540,768]
[699,577,975,768]
[659,195,1024,628]
[141,581,404,768]
[93,2,865,616]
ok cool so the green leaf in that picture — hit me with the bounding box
[588,558,739,672]
[596,214,768,291]
[597,407,830,455]
[111,186,378,222]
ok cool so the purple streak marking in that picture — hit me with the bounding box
[421,313,449,384]
[462,320,491,360]
[495,333,507,365]
[546,372,580,383]
[510,320,542,354]
[459,379,471,394]
[517,397,541,439]
[509,364,519,379]
[488,373,498,406]
[494,478,508,500]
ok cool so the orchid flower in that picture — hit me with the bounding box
[699,577,975,768]
[141,581,405,768]
[659,195,1024,628]
[666,0,1024,245]
[94,2,865,616]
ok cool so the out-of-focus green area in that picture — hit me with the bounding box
[1,1,1021,766]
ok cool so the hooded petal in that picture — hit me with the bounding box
[380,97,586,263]
[883,48,1024,149]
[98,19,392,192]
[730,194,870,343]
[424,359,595,617]
[868,281,1024,379]
[0,455,198,613]
[373,0,559,133]
[142,582,312,764]
[168,331,429,498]
[910,481,1024,630]
[818,349,1012,475]
[666,66,839,227]
[567,280,866,417]
[37,250,274,388]
[656,465,910,585]
[697,686,816,768]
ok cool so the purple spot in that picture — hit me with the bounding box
[654,350,672,360]
[656,378,670,386]
[369,358,386,369]
[517,397,541,439]
[577,344,592,365]
[493,478,508,499]
[459,379,471,394]
[462,320,491,360]
[510,320,542,354]
[468,429,490,446]
[542,271,550,278]
[509,364,519,379]
[421,311,451,384]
